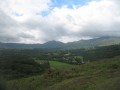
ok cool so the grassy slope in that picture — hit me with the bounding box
[49,61,74,69]
[7,56,120,90]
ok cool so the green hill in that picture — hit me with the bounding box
[6,56,120,90]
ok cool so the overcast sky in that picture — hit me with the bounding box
[0,0,120,43]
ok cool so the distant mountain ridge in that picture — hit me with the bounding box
[0,37,120,49]
[65,36,120,49]
[42,40,64,48]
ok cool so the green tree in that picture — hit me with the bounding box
[74,56,84,64]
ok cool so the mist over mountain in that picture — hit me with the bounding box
[0,37,120,49]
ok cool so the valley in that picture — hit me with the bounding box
[0,44,120,90]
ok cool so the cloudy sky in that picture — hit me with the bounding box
[0,0,120,43]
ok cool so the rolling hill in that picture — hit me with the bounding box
[65,36,120,49]
[0,37,120,49]
[6,56,120,90]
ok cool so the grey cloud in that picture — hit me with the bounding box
[0,35,20,43]
[79,20,120,38]
[0,10,17,27]
[0,10,20,43]
[23,19,68,42]
[0,0,120,43]
[17,33,35,39]
[0,10,37,43]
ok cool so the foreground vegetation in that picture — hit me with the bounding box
[6,56,120,90]
[0,55,49,79]
[0,44,120,90]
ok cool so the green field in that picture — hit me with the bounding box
[49,61,74,69]
[6,56,120,90]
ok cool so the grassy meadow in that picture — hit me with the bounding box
[6,56,120,90]
[49,61,74,69]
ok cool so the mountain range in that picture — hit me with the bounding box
[0,36,120,49]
